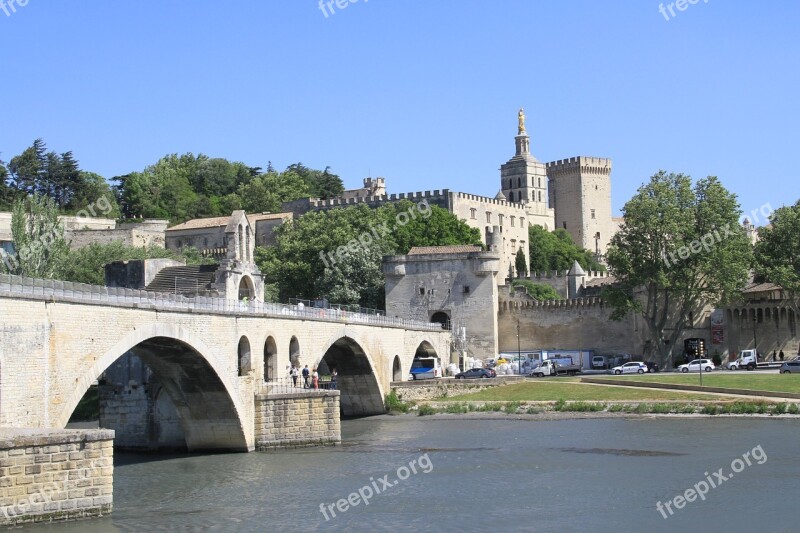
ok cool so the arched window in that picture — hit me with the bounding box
[238,336,252,376]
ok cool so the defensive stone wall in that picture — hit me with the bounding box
[0,429,114,527]
[254,392,341,450]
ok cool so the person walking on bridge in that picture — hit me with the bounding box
[302,365,310,388]
[312,367,319,390]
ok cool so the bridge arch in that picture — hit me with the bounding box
[57,324,252,452]
[238,276,255,301]
[319,334,385,416]
[415,340,439,359]
[238,335,253,376]
[263,335,277,381]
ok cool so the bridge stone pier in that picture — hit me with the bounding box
[0,274,450,452]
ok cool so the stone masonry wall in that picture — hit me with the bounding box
[0,429,114,527]
[254,392,340,450]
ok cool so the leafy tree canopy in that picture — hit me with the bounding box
[3,195,69,278]
[754,200,800,315]
[604,171,752,366]
[528,226,605,273]
[256,201,481,307]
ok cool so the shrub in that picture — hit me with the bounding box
[385,390,410,414]
[773,403,787,415]
[444,403,469,414]
[503,401,522,414]
[417,404,436,416]
[788,403,799,415]
[701,405,719,415]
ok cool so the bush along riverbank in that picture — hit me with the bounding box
[398,398,800,417]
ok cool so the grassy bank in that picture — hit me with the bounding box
[416,400,800,417]
[444,382,726,402]
[602,373,800,395]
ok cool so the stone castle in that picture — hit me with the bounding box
[284,109,619,280]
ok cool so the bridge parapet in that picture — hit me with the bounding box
[0,274,443,332]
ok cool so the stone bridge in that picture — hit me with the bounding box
[0,274,450,452]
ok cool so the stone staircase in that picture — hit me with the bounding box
[145,265,219,294]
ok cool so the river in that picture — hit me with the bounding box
[23,415,800,532]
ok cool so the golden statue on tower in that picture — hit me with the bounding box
[518,108,526,135]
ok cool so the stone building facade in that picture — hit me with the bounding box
[283,110,616,278]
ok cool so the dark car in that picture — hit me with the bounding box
[780,361,800,374]
[455,368,496,379]
[644,362,659,373]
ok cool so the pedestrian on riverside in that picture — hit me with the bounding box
[780,350,785,361]
[312,367,319,390]
[331,368,338,390]
[290,366,298,387]
[302,365,310,388]
[773,350,778,362]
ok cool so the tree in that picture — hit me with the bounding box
[285,163,344,199]
[511,279,560,300]
[754,201,800,316]
[0,158,18,210]
[2,195,69,278]
[314,245,386,309]
[515,248,528,278]
[605,171,752,367]
[237,170,310,214]
[528,225,605,273]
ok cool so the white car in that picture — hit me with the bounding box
[725,358,743,370]
[678,359,715,373]
[611,362,647,375]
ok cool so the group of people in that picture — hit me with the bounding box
[288,364,337,390]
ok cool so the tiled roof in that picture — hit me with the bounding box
[166,216,231,231]
[407,245,483,255]
[742,282,782,293]
[247,212,293,223]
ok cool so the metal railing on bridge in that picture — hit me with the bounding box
[260,377,338,395]
[0,274,445,332]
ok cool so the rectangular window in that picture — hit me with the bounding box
[463,286,470,294]
[498,214,504,226]
[510,216,515,227]
[591,209,596,219]
[563,222,567,230]
[520,218,525,226]
[470,208,477,219]
[511,239,516,253]
[486,212,492,223]
[419,288,425,296]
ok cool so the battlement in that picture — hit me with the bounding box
[529,270,610,280]
[455,191,527,210]
[303,189,450,209]
[500,296,606,311]
[546,156,612,177]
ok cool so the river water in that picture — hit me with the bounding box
[24,415,800,532]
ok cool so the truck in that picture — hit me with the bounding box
[729,349,782,371]
[530,359,582,377]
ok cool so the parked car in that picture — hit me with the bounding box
[780,361,800,374]
[678,359,715,373]
[611,362,647,375]
[725,358,743,370]
[455,368,496,379]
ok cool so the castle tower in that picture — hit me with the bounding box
[500,108,549,208]
[546,156,613,257]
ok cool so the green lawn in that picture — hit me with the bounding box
[444,381,725,402]
[601,373,800,394]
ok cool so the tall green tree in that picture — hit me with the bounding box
[528,225,605,273]
[3,195,69,278]
[515,248,528,278]
[605,172,752,366]
[237,170,310,214]
[754,200,800,316]
[285,163,344,199]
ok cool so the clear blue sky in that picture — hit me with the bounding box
[2,0,798,217]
